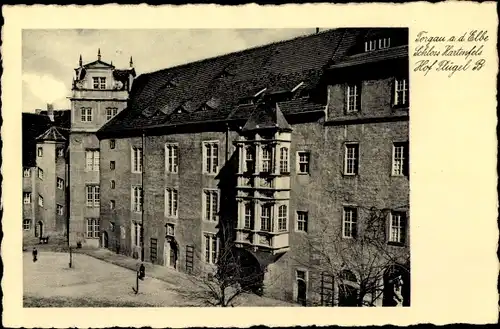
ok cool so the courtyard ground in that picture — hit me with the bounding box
[23,250,294,307]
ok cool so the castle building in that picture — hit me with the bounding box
[68,50,135,247]
[95,28,410,306]
[22,106,70,244]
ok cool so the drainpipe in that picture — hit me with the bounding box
[225,123,230,163]
[141,131,145,262]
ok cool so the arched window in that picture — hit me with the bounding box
[340,269,357,283]
[280,147,289,173]
[261,146,272,173]
[338,269,359,307]
[278,205,287,231]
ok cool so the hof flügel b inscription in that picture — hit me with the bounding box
[413,30,488,77]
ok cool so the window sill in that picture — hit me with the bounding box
[342,173,358,177]
[391,174,408,178]
[297,172,310,176]
[387,241,406,247]
[294,229,308,234]
[392,104,409,110]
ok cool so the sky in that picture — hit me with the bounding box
[22,28,316,113]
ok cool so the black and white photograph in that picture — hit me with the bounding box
[21,27,411,308]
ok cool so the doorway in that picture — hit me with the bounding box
[165,241,178,269]
[297,279,307,306]
[102,231,109,249]
[35,221,43,238]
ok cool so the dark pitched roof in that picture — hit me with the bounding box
[22,113,52,167]
[98,28,407,138]
[36,126,67,142]
[329,45,408,69]
[242,103,291,132]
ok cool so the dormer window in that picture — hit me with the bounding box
[239,98,254,105]
[365,40,377,52]
[364,37,391,52]
[379,38,391,49]
[93,77,106,89]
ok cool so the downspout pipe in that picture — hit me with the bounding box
[141,131,145,262]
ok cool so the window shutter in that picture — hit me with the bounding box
[403,142,410,177]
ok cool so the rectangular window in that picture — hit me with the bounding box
[389,211,407,244]
[203,189,219,222]
[280,147,289,173]
[110,200,115,210]
[23,219,31,230]
[132,186,143,212]
[106,107,118,120]
[245,146,255,173]
[86,185,100,207]
[278,205,288,232]
[23,192,32,204]
[244,202,253,229]
[57,204,64,215]
[86,218,100,238]
[100,77,106,89]
[165,143,179,173]
[392,142,409,176]
[342,207,358,238]
[203,141,219,174]
[37,168,44,180]
[23,168,31,178]
[260,204,271,232]
[110,180,115,189]
[346,83,361,113]
[109,139,116,149]
[57,177,64,190]
[394,78,409,106]
[165,188,178,218]
[81,107,92,122]
[364,40,377,52]
[166,223,175,236]
[57,148,64,157]
[37,147,43,157]
[132,222,142,247]
[204,233,219,264]
[131,147,143,173]
[297,151,310,174]
[297,211,308,232]
[344,144,359,175]
[38,195,44,207]
[262,146,272,173]
[85,150,100,171]
[379,37,391,49]
[93,77,99,89]
[110,161,115,170]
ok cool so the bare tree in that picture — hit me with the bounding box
[300,205,410,307]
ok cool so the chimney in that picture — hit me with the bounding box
[47,103,54,122]
[35,108,43,114]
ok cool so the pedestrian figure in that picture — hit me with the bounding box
[32,247,38,262]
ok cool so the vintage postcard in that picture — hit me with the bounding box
[1,3,498,328]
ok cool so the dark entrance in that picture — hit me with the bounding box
[35,221,43,238]
[102,231,109,248]
[297,278,307,306]
[338,284,358,306]
[165,240,178,269]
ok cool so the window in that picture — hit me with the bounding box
[110,222,115,231]
[204,233,219,264]
[132,222,142,247]
[203,189,219,222]
[37,147,43,157]
[260,204,272,232]
[280,147,289,173]
[165,188,178,218]
[166,223,175,236]
[37,168,44,180]
[203,141,219,174]
[392,142,409,176]
[364,40,377,52]
[394,78,409,106]
[110,161,115,170]
[57,204,64,215]
[57,177,64,190]
[81,107,92,122]
[86,185,100,207]
[106,107,118,120]
[379,37,391,49]
[23,192,32,204]
[278,205,288,232]
[262,146,272,173]
[297,211,308,232]
[57,148,64,157]
[389,211,407,244]
[244,202,253,229]
[342,207,358,238]
[110,180,115,189]
[86,218,100,238]
[132,186,143,212]
[165,143,179,173]
[344,144,359,175]
[346,83,361,113]
[110,200,115,210]
[23,219,31,230]
[93,77,106,89]
[93,77,99,89]
[100,77,106,89]
[38,195,44,207]
[245,146,255,173]
[297,151,310,174]
[109,139,116,149]
[85,150,100,171]
[23,168,30,178]
[131,147,143,173]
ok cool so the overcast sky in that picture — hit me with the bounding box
[22,28,316,113]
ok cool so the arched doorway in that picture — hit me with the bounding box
[164,240,178,269]
[35,221,43,238]
[296,273,307,306]
[102,231,109,249]
[236,249,265,295]
[338,270,359,307]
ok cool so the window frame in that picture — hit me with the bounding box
[165,188,179,218]
[86,218,100,239]
[260,204,272,232]
[344,143,359,176]
[165,143,179,173]
[261,146,272,173]
[85,149,100,172]
[279,147,289,173]
[203,233,219,264]
[131,147,143,173]
[202,141,219,175]
[392,142,409,176]
[81,107,93,122]
[394,77,409,107]
[86,185,100,208]
[110,200,116,210]
[166,223,175,236]
[245,145,255,173]
[37,167,44,180]
[57,204,64,216]
[106,107,118,121]
[109,139,116,149]
[297,151,310,174]
[388,211,407,245]
[346,83,361,113]
[278,204,288,232]
[23,192,32,204]
[57,177,64,190]
[296,211,308,233]
[131,186,143,213]
[23,219,31,231]
[203,189,219,222]
[342,207,358,239]
[23,168,31,178]
[244,202,253,229]
[37,147,43,157]
[38,194,44,207]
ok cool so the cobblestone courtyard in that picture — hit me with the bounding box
[23,250,293,307]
